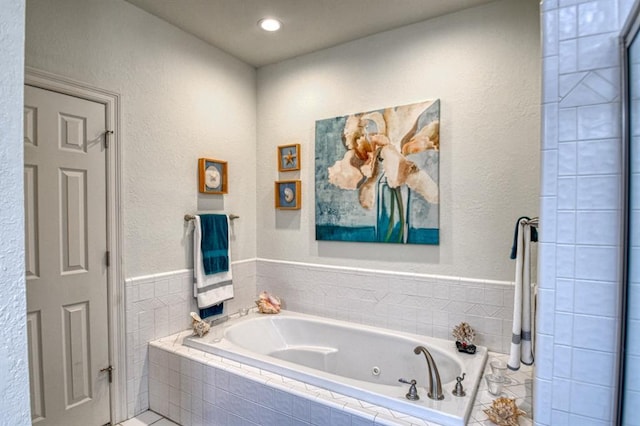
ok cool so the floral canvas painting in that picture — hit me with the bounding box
[315,99,440,244]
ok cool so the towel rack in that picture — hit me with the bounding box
[184,213,239,222]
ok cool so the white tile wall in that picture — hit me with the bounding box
[125,260,256,418]
[256,260,516,354]
[124,258,518,422]
[537,0,629,424]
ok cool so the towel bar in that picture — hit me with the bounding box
[184,213,239,222]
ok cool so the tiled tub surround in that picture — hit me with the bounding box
[148,331,533,426]
[125,260,257,418]
[127,258,520,420]
[256,260,518,354]
[182,310,488,425]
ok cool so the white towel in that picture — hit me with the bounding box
[508,218,535,370]
[193,215,234,309]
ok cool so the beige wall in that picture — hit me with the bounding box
[256,0,541,282]
[26,0,258,278]
[25,0,541,283]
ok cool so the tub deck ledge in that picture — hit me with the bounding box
[148,326,533,425]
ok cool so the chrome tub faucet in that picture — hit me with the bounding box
[414,345,444,400]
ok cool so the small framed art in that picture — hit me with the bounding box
[198,158,228,194]
[275,180,301,210]
[278,144,300,172]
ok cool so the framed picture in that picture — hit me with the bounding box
[198,158,228,194]
[275,180,301,210]
[315,99,440,245]
[278,143,300,172]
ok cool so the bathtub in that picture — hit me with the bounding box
[183,310,487,425]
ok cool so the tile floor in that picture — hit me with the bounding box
[117,410,178,426]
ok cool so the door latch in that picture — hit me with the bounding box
[100,365,114,383]
[104,130,114,148]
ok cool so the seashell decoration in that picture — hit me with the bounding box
[483,397,526,426]
[190,312,211,337]
[255,291,281,314]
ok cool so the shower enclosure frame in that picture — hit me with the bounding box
[618,0,640,422]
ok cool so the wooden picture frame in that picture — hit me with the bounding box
[278,143,300,172]
[275,180,301,210]
[198,158,228,194]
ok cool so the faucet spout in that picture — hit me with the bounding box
[414,345,444,400]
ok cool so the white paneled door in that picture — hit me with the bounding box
[24,85,111,426]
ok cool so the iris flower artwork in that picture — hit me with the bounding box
[315,99,440,244]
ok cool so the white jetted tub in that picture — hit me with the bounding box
[183,310,487,425]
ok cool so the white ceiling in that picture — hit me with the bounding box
[124,0,497,67]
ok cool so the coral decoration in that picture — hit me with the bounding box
[452,322,476,345]
[255,291,281,314]
[483,397,526,426]
[190,312,210,337]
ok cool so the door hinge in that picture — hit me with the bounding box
[106,250,110,267]
[104,130,114,148]
[100,365,114,383]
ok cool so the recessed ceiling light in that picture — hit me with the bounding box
[258,18,282,32]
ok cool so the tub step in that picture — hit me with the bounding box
[269,346,337,371]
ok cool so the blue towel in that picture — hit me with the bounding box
[199,303,224,320]
[200,214,229,275]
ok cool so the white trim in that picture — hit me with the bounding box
[24,67,127,424]
[124,259,257,284]
[256,257,515,287]
[125,269,192,284]
[230,257,257,266]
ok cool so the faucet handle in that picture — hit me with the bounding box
[452,373,466,397]
[399,378,420,401]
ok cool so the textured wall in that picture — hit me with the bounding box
[536,0,636,424]
[256,0,541,282]
[0,0,31,424]
[25,0,258,278]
